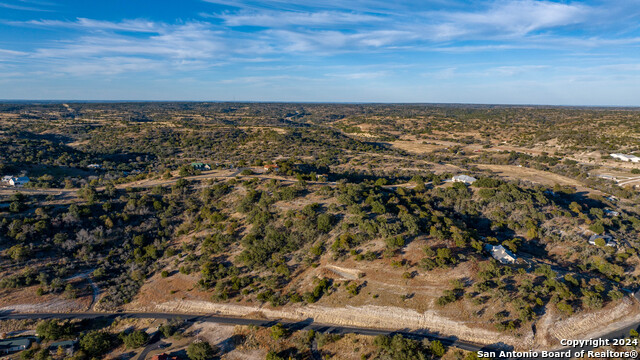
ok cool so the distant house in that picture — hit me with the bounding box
[191,162,211,171]
[484,244,517,264]
[611,153,640,163]
[604,209,620,217]
[1,176,12,185]
[452,174,477,185]
[2,176,29,187]
[48,339,77,356]
[0,337,31,354]
[87,164,101,169]
[151,353,181,360]
[264,164,279,172]
[588,234,617,247]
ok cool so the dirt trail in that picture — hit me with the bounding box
[65,270,100,310]
[324,265,362,280]
[476,164,602,195]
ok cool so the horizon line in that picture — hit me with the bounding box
[1,99,640,109]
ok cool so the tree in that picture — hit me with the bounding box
[36,320,68,341]
[187,341,217,360]
[122,330,149,349]
[430,340,446,357]
[569,202,582,214]
[80,331,112,357]
[6,244,30,262]
[316,213,333,233]
[270,323,288,340]
[266,351,285,360]
[589,222,605,235]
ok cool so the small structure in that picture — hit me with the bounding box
[610,153,640,163]
[87,164,101,169]
[2,176,29,187]
[48,339,77,356]
[264,164,279,172]
[604,209,620,217]
[589,234,617,247]
[452,174,477,185]
[484,244,517,264]
[0,338,31,355]
[151,354,181,360]
[191,162,211,171]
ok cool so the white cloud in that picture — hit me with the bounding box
[23,18,160,32]
[427,0,591,39]
[325,71,388,79]
[0,1,51,12]
[214,10,381,27]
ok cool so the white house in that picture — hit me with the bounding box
[611,153,640,163]
[87,164,101,169]
[588,234,617,247]
[1,176,12,185]
[9,177,29,187]
[484,244,517,264]
[604,209,620,217]
[1,176,29,187]
[452,174,477,185]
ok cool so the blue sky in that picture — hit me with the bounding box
[1,0,640,104]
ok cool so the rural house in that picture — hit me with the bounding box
[48,339,78,356]
[610,153,640,162]
[604,209,620,217]
[452,174,477,185]
[0,338,31,354]
[264,164,279,172]
[588,234,617,247]
[484,244,517,264]
[1,176,29,187]
[1,176,12,185]
[191,162,211,170]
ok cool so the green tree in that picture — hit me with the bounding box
[36,320,68,341]
[265,351,285,360]
[122,330,149,349]
[80,331,113,357]
[270,323,288,340]
[430,340,446,357]
[589,222,605,235]
[186,341,217,360]
[6,244,30,262]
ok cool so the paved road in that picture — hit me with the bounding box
[2,310,640,359]
[0,311,489,354]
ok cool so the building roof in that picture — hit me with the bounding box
[49,340,77,349]
[452,175,477,183]
[484,244,517,263]
[588,234,616,247]
[0,337,31,348]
